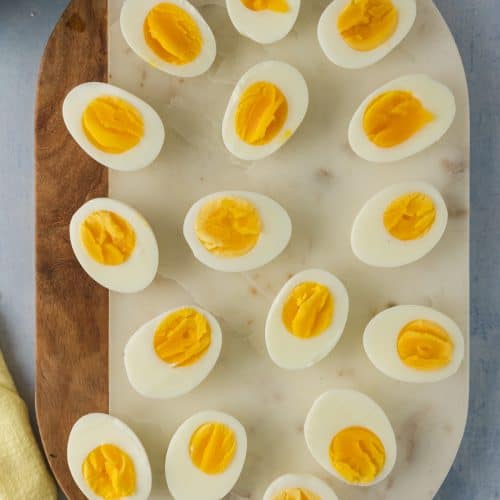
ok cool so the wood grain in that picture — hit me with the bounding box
[34,1,108,498]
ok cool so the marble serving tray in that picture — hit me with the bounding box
[108,1,469,498]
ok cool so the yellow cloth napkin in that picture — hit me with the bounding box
[0,350,56,500]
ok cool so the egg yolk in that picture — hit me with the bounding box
[82,96,144,154]
[273,488,321,500]
[337,0,399,51]
[363,90,434,147]
[282,282,334,339]
[383,192,436,241]
[189,422,237,474]
[153,308,211,367]
[329,427,385,484]
[235,82,288,146]
[397,319,454,370]
[80,211,136,265]
[241,0,289,12]
[337,0,398,51]
[144,3,202,65]
[82,444,136,499]
[195,197,262,257]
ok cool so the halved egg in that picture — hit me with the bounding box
[349,74,456,162]
[265,269,349,369]
[165,410,247,499]
[363,305,465,383]
[67,413,152,500]
[222,61,309,160]
[351,181,448,267]
[69,198,159,293]
[183,191,292,272]
[304,389,397,486]
[226,0,300,44]
[318,0,416,69]
[63,82,165,171]
[263,473,339,500]
[124,305,222,398]
[120,0,216,77]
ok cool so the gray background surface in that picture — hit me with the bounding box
[0,1,498,498]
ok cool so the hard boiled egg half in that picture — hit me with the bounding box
[120,0,216,77]
[305,389,397,486]
[351,181,448,267]
[318,0,416,69]
[165,410,247,499]
[363,305,465,383]
[70,198,159,293]
[349,74,456,162]
[266,269,349,370]
[226,0,300,44]
[67,413,152,500]
[63,82,165,171]
[124,306,222,398]
[222,61,309,160]
[183,191,292,272]
[263,473,339,500]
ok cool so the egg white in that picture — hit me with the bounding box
[120,0,216,77]
[349,74,456,162]
[363,305,465,383]
[226,0,301,44]
[222,61,309,161]
[62,82,165,171]
[67,413,152,500]
[304,389,397,487]
[263,473,339,500]
[351,181,448,268]
[165,410,247,500]
[69,198,159,293]
[183,190,292,272]
[124,305,222,399]
[265,269,349,370]
[318,0,416,69]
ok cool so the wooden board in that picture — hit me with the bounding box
[34,1,469,498]
[34,1,108,498]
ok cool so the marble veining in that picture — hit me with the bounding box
[108,1,469,498]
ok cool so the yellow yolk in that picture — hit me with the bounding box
[82,96,144,154]
[337,0,398,51]
[241,0,289,12]
[363,90,435,147]
[82,444,136,499]
[80,210,136,265]
[195,197,262,257]
[235,82,288,145]
[397,319,454,370]
[383,192,436,241]
[144,3,202,65]
[329,427,385,484]
[189,422,237,474]
[282,282,334,339]
[273,488,321,500]
[153,308,211,367]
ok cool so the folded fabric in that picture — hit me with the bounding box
[0,350,56,500]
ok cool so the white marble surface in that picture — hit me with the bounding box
[108,1,469,498]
